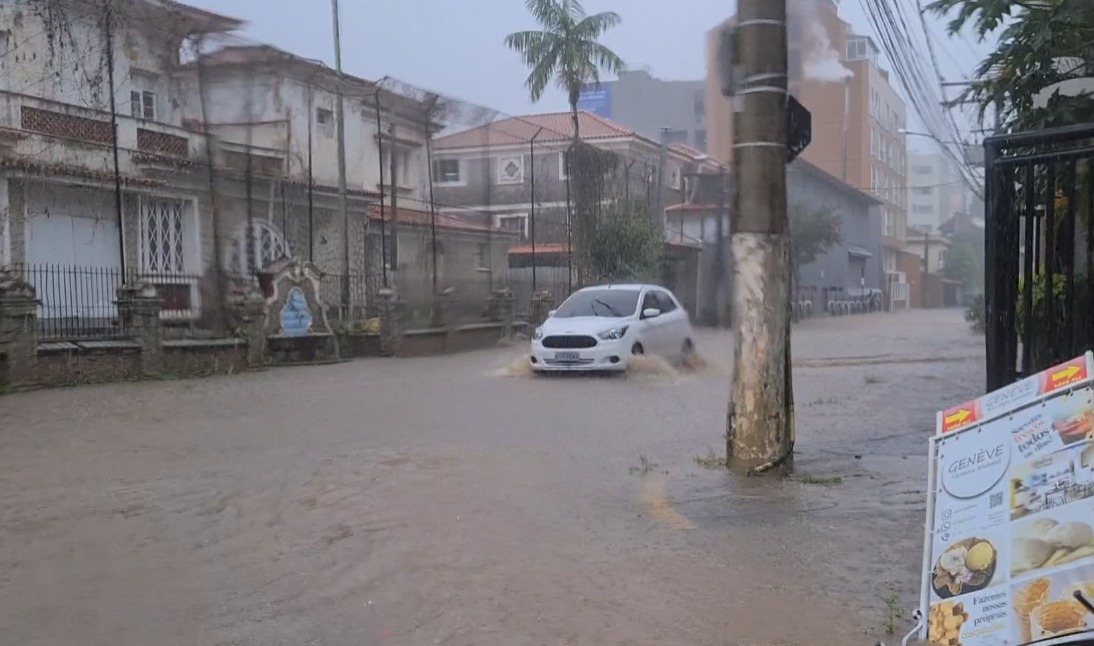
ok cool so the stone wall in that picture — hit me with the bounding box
[0,272,516,392]
[0,271,264,392]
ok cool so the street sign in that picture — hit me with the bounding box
[787,95,811,162]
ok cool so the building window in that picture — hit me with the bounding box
[559,151,570,180]
[914,165,932,175]
[847,38,867,61]
[884,210,895,237]
[139,196,190,273]
[228,221,290,276]
[130,90,156,121]
[433,158,461,184]
[496,213,528,239]
[496,155,524,184]
[914,205,933,214]
[475,242,489,270]
[315,108,334,138]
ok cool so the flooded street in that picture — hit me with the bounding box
[0,309,982,645]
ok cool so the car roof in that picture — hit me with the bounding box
[576,283,661,293]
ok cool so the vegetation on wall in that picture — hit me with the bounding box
[569,142,620,284]
[587,202,663,284]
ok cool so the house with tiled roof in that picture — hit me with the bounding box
[430,110,710,305]
[431,110,708,244]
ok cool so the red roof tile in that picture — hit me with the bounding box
[508,242,571,254]
[433,111,636,150]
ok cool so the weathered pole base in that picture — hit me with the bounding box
[726,231,793,476]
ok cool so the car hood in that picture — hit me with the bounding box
[539,316,633,335]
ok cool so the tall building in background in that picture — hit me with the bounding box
[577,67,708,151]
[705,0,909,277]
[907,152,961,231]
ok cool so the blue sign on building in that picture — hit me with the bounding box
[576,84,611,118]
[279,286,313,336]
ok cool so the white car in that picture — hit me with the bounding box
[530,284,695,373]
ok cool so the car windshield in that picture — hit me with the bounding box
[553,289,640,318]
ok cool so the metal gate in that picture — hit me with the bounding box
[984,123,1094,390]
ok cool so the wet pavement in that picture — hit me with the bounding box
[0,309,983,646]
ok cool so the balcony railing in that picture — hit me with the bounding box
[0,90,204,174]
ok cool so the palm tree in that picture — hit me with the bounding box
[504,0,625,140]
[505,0,624,286]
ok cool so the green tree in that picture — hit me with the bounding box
[588,203,663,283]
[505,0,625,286]
[927,0,1094,130]
[943,241,983,291]
[504,0,625,137]
[788,203,841,287]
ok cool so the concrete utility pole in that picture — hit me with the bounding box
[726,0,793,475]
[331,0,351,307]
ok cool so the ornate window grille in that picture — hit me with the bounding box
[228,221,289,276]
[140,196,187,273]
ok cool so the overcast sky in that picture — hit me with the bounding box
[187,0,995,151]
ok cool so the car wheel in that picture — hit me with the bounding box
[631,342,645,355]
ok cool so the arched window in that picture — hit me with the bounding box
[227,221,289,275]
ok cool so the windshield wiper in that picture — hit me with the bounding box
[592,298,622,317]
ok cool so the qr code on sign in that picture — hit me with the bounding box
[990,492,1003,508]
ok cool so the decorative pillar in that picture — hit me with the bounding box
[0,270,39,389]
[117,282,164,376]
[491,288,514,339]
[226,287,268,367]
[377,287,404,357]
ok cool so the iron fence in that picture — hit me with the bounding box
[5,263,205,341]
[983,123,1094,390]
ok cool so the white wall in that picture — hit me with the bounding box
[186,69,429,198]
[0,2,187,126]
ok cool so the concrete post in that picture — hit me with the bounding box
[117,282,163,377]
[226,287,268,367]
[491,288,515,339]
[377,287,403,356]
[431,287,452,329]
[0,270,39,389]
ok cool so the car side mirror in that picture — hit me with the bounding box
[547,309,557,317]
[641,307,661,319]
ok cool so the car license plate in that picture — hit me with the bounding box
[554,351,580,362]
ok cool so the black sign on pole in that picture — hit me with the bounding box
[787,94,812,163]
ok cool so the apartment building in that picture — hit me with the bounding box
[907,152,964,231]
[705,0,911,305]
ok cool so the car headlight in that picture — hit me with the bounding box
[533,327,544,341]
[597,325,628,340]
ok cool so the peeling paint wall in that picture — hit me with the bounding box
[0,1,187,125]
[183,69,430,200]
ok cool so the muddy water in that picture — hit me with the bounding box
[494,350,723,381]
[0,310,982,645]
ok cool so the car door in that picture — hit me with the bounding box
[653,289,687,355]
[636,289,667,353]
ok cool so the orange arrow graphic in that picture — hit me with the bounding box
[1051,365,1081,382]
[945,408,972,427]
